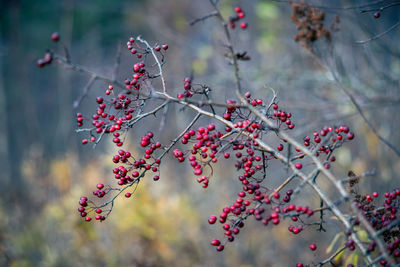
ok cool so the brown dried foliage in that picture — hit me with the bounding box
[290,1,338,51]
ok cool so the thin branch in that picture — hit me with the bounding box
[73,75,97,109]
[340,169,376,184]
[136,36,167,93]
[356,21,400,44]
[112,42,122,82]
[63,45,71,63]
[271,0,388,10]
[189,11,218,26]
[207,2,379,263]
[127,100,169,128]
[54,54,125,89]
[158,104,169,133]
[209,0,243,95]
[373,219,400,238]
[317,246,346,266]
[330,70,400,158]
[157,113,201,160]
[360,2,400,13]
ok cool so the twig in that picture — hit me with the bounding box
[209,0,243,95]
[330,70,400,158]
[189,11,218,26]
[63,45,71,63]
[271,0,387,10]
[317,246,346,266]
[112,42,122,82]
[157,113,201,160]
[356,21,400,44]
[73,75,97,109]
[158,104,169,133]
[136,36,167,93]
[127,100,169,128]
[340,169,376,184]
[207,2,378,264]
[373,219,400,238]
[360,2,400,13]
[54,54,125,89]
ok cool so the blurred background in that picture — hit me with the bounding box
[0,0,399,266]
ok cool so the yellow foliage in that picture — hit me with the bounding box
[364,125,380,159]
[326,232,344,254]
[49,156,72,192]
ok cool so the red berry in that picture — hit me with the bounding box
[162,44,168,50]
[240,22,248,29]
[125,192,131,198]
[208,215,217,224]
[294,163,302,169]
[210,239,221,246]
[309,243,317,251]
[374,12,380,19]
[234,7,242,13]
[97,183,104,189]
[37,59,46,67]
[51,32,60,42]
[347,132,355,140]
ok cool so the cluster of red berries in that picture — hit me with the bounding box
[354,189,400,264]
[77,194,106,222]
[77,88,138,146]
[244,91,263,107]
[207,181,320,252]
[37,52,53,68]
[37,32,60,67]
[126,37,167,63]
[125,38,168,90]
[303,125,355,147]
[229,6,248,29]
[78,132,163,222]
[111,132,162,186]
[176,77,207,99]
[175,123,225,187]
[271,103,295,130]
[74,37,172,222]
[77,37,172,145]
[295,189,400,266]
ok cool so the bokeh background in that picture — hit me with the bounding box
[1,0,399,266]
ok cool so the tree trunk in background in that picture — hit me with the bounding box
[0,39,11,189]
[53,1,75,152]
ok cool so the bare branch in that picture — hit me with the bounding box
[189,11,218,26]
[112,42,122,82]
[356,21,400,44]
[136,36,167,93]
[73,75,97,109]
[330,70,400,158]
